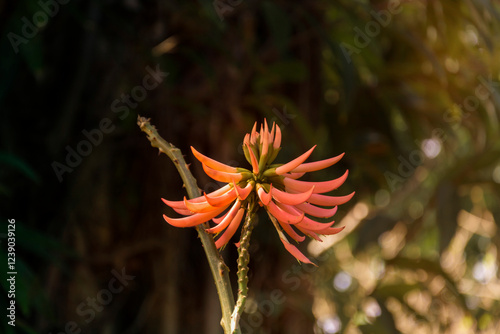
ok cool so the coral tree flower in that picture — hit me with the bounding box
[162,120,354,264]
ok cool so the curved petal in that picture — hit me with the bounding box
[250,122,258,144]
[271,186,314,206]
[261,120,269,156]
[295,216,336,232]
[184,197,218,213]
[204,188,237,207]
[215,208,245,249]
[273,124,282,149]
[257,184,272,206]
[267,201,304,225]
[290,153,345,173]
[191,146,237,173]
[280,238,315,265]
[212,215,225,224]
[206,200,241,233]
[166,185,232,208]
[234,181,253,200]
[163,205,229,227]
[284,170,349,194]
[245,143,260,174]
[281,172,305,180]
[161,198,187,209]
[202,163,245,183]
[275,146,316,175]
[270,122,276,143]
[295,203,338,218]
[162,185,232,210]
[162,194,205,209]
[295,226,323,241]
[316,226,345,235]
[171,207,195,216]
[306,191,355,207]
[277,219,305,242]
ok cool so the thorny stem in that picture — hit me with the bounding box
[231,201,258,333]
[137,116,240,334]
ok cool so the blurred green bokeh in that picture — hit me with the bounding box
[1,0,500,333]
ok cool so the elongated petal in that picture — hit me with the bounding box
[316,226,345,235]
[261,130,269,156]
[257,184,272,206]
[245,143,260,174]
[276,201,302,215]
[295,203,338,218]
[161,185,232,210]
[163,205,229,227]
[274,125,282,149]
[281,172,305,180]
[162,192,209,208]
[172,207,195,216]
[290,153,345,173]
[202,163,245,183]
[234,181,253,200]
[243,134,251,163]
[295,216,336,231]
[306,191,355,206]
[191,147,237,173]
[277,219,305,242]
[273,203,314,240]
[205,184,233,198]
[275,146,316,175]
[262,119,269,155]
[206,200,241,233]
[270,122,275,143]
[205,188,237,207]
[171,184,231,209]
[162,186,231,210]
[267,201,304,224]
[161,198,188,209]
[280,238,315,265]
[250,122,258,144]
[215,208,245,249]
[284,170,349,194]
[258,127,269,172]
[295,225,323,241]
[184,197,218,213]
[271,186,314,206]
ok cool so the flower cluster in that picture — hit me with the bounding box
[162,120,354,263]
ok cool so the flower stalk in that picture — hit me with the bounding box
[137,116,239,334]
[231,201,258,333]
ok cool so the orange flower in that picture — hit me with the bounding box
[162,120,354,263]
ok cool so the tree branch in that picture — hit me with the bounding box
[137,116,239,334]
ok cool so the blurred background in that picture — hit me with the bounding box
[1,0,500,333]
